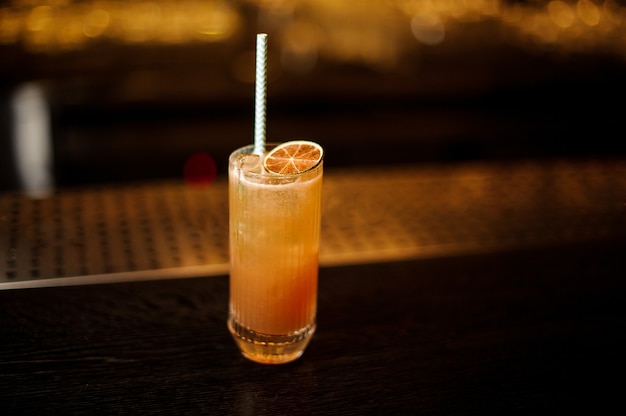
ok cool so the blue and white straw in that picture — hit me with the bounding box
[253,33,268,156]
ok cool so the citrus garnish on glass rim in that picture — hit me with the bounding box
[263,140,323,175]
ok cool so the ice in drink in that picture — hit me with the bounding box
[228,141,323,364]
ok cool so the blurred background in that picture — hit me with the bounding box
[1,0,625,193]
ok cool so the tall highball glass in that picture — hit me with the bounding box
[227,143,323,364]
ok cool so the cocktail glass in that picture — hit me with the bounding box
[227,142,323,364]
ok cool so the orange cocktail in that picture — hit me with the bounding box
[228,141,323,364]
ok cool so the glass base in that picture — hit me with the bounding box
[228,316,316,364]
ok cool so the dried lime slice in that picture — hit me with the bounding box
[263,140,323,175]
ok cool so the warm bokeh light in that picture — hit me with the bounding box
[1,0,626,69]
[1,0,242,51]
[411,13,445,45]
[83,8,110,38]
[577,0,601,26]
[548,1,576,28]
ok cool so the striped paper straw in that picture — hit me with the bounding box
[253,33,268,155]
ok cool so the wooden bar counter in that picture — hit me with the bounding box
[1,159,625,414]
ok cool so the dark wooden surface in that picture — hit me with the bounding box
[1,239,625,415]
